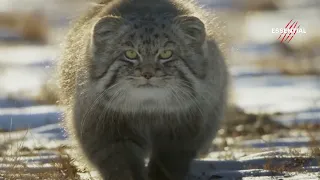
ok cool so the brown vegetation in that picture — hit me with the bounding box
[0,11,48,44]
[255,39,320,75]
[0,145,82,180]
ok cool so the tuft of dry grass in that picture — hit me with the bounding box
[263,156,309,175]
[0,129,84,180]
[53,145,82,180]
[0,11,49,44]
[0,145,82,180]
[221,109,288,138]
[259,130,320,175]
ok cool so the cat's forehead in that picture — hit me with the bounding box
[129,18,172,36]
[128,24,170,41]
[123,18,175,54]
[127,14,172,27]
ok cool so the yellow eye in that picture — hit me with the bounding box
[125,50,138,59]
[159,50,173,59]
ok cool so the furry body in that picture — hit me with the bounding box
[58,0,228,179]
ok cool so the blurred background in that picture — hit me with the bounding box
[0,0,319,179]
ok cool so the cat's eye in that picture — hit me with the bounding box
[159,50,173,59]
[125,50,138,59]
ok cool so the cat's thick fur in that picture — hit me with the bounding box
[58,0,229,179]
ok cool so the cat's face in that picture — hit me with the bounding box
[90,15,207,113]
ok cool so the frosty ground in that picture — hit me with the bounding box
[0,45,319,180]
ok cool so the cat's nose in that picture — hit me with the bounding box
[140,64,155,79]
[141,72,154,79]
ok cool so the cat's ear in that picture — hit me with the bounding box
[173,15,206,45]
[92,16,124,45]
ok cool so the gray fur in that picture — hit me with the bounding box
[58,0,229,179]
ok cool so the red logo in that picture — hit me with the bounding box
[277,20,300,43]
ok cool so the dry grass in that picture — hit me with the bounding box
[0,11,49,44]
[215,107,320,176]
[221,109,288,138]
[0,129,83,180]
[0,145,82,180]
[262,145,319,176]
[255,56,320,75]
[243,0,278,11]
[263,156,309,175]
[254,37,320,75]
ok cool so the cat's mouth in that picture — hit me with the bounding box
[137,83,154,88]
[127,76,168,88]
[137,82,159,88]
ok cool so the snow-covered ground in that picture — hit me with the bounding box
[0,45,319,179]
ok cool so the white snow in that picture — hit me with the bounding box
[0,45,57,65]
[232,67,320,115]
[0,106,61,131]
